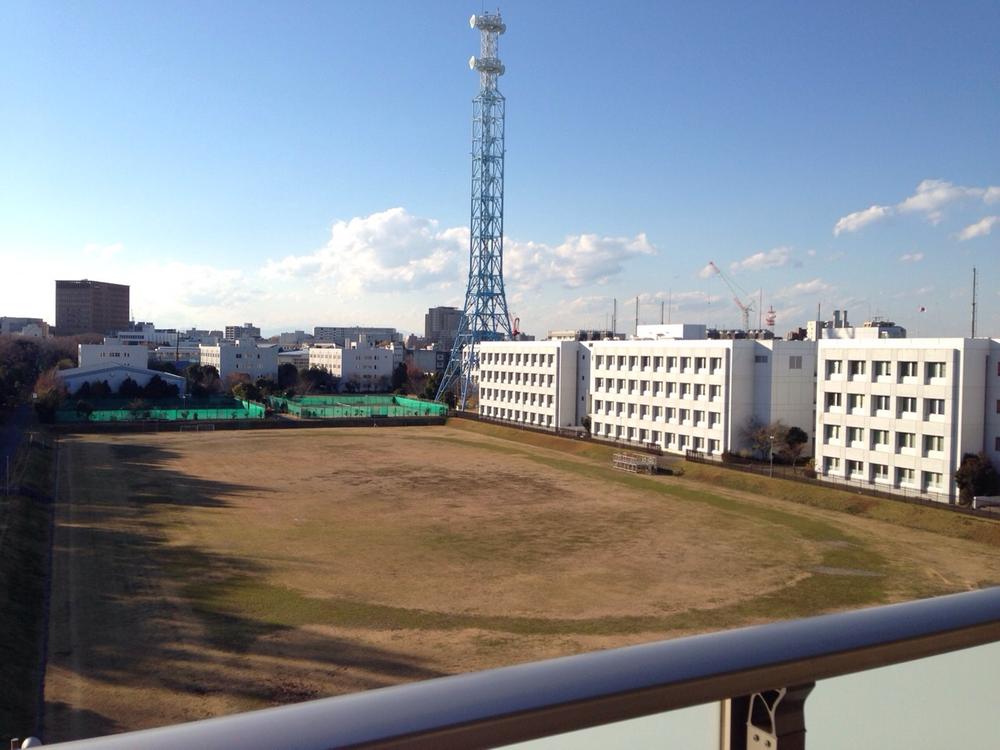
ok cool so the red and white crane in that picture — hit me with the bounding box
[707,261,755,331]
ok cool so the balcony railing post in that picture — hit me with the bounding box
[728,682,814,750]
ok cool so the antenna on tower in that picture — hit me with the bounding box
[437,10,512,408]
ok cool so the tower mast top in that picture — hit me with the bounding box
[469,12,506,90]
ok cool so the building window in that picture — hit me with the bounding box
[899,361,917,378]
[898,396,917,417]
[695,357,706,371]
[924,434,944,454]
[848,393,865,413]
[874,395,890,413]
[847,459,864,478]
[871,463,889,482]
[789,355,802,370]
[653,356,663,369]
[871,429,889,449]
[710,357,722,373]
[826,360,842,376]
[926,362,946,380]
[874,360,892,378]
[848,426,865,445]
[824,456,841,474]
[898,432,916,450]
[848,360,866,377]
[826,392,842,409]
[923,471,944,492]
[681,356,692,370]
[897,467,915,486]
[667,356,677,370]
[995,436,1000,452]
[824,424,841,442]
[755,355,769,364]
[709,384,721,400]
[925,399,945,418]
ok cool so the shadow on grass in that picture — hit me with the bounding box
[45,438,443,743]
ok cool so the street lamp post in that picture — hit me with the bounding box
[769,434,775,478]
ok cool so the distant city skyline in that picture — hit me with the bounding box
[2,1,998,337]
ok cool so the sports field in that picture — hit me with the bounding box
[44,421,1000,741]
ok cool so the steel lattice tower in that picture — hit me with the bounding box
[436,11,513,409]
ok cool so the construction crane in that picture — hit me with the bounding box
[708,261,754,330]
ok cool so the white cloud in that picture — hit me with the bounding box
[834,179,1000,235]
[729,246,791,272]
[898,252,924,263]
[506,232,656,290]
[775,278,833,299]
[833,205,892,236]
[262,207,466,295]
[896,179,980,217]
[956,216,999,241]
[697,263,716,279]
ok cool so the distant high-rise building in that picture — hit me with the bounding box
[313,326,400,347]
[55,279,129,337]
[424,306,463,350]
[224,322,261,341]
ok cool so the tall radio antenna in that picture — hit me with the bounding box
[437,10,513,408]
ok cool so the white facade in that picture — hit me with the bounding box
[79,343,149,370]
[479,341,581,430]
[814,338,992,502]
[586,339,816,456]
[199,340,278,381]
[307,336,394,392]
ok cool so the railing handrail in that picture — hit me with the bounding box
[45,588,1000,749]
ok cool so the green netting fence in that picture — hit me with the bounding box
[268,394,447,419]
[56,396,265,423]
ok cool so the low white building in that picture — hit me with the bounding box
[57,363,186,395]
[307,336,395,392]
[199,340,278,381]
[478,340,582,430]
[478,337,817,450]
[79,343,149,370]
[586,338,816,456]
[814,337,993,502]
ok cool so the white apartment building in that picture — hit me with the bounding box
[78,343,149,370]
[308,336,395,392]
[199,340,278,381]
[477,337,817,452]
[814,338,992,502]
[586,338,816,457]
[986,345,1000,472]
[479,341,582,430]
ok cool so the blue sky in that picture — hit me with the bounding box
[2,1,998,337]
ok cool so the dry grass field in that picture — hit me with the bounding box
[44,421,1000,741]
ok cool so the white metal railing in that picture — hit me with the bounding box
[31,588,1000,749]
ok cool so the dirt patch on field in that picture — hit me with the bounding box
[43,426,1000,741]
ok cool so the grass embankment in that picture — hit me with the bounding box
[0,434,55,744]
[450,418,1000,550]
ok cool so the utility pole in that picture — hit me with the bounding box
[660,300,664,325]
[971,266,978,338]
[634,296,639,337]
